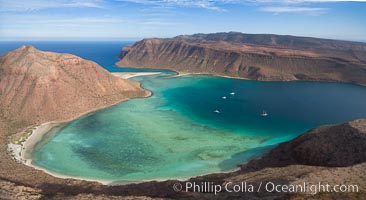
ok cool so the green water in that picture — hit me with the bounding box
[32,73,366,182]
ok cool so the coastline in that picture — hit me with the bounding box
[173,72,250,81]
[7,120,242,186]
[151,69,366,87]
[113,65,366,87]
[8,69,364,187]
[6,73,154,186]
[111,72,162,79]
[9,122,112,185]
[5,71,247,186]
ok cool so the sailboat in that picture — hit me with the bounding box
[261,110,268,117]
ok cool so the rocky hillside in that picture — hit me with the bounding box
[215,119,366,199]
[116,32,366,85]
[0,46,149,125]
[0,46,150,200]
[242,119,366,170]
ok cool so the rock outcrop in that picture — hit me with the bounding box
[116,32,366,85]
[0,45,149,125]
[242,119,366,170]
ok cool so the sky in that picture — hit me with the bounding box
[0,0,365,41]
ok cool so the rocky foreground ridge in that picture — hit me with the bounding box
[242,119,366,170]
[117,32,366,85]
[181,119,366,199]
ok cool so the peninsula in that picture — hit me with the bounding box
[116,32,366,85]
[0,46,150,199]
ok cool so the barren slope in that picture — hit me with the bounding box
[117,32,366,85]
[0,45,149,125]
[0,46,150,199]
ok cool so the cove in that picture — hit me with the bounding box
[31,72,366,182]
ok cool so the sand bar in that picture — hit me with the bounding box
[112,72,161,79]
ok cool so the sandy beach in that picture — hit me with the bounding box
[5,71,163,185]
[111,72,161,79]
[22,122,63,164]
[7,121,114,185]
[4,70,295,186]
[8,119,241,186]
[170,71,251,81]
[6,72,158,165]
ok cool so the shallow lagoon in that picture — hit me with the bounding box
[3,42,365,181]
[32,72,366,181]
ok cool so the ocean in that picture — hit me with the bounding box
[2,41,366,182]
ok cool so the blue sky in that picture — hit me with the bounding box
[0,0,365,41]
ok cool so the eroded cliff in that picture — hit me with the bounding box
[117,32,366,85]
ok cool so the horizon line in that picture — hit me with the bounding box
[1,34,366,43]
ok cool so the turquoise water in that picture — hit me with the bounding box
[32,72,366,182]
[3,42,366,182]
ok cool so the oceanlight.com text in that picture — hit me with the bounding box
[172,181,359,195]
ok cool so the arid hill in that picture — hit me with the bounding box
[0,46,150,199]
[0,45,149,125]
[116,32,366,85]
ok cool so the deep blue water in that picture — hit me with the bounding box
[0,41,153,72]
[161,76,366,137]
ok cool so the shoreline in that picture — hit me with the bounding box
[6,73,154,186]
[111,72,162,79]
[137,68,366,87]
[7,120,242,186]
[6,70,246,186]
[9,122,112,185]
[7,68,365,187]
[172,72,251,81]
